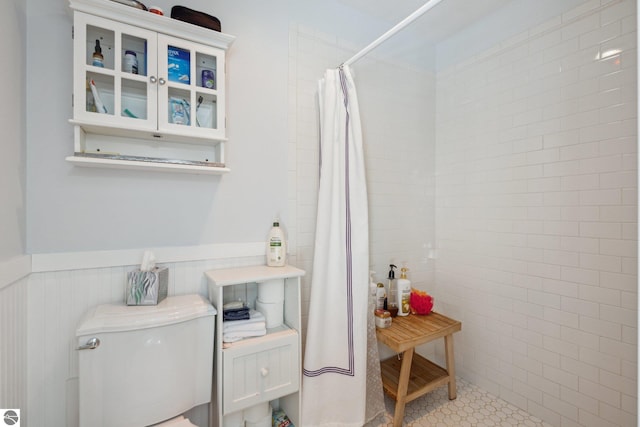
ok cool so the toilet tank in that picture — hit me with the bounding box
[76,294,216,427]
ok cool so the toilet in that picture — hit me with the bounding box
[76,294,216,427]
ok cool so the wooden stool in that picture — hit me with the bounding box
[376,312,462,427]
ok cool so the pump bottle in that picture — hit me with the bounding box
[387,264,398,317]
[397,265,411,316]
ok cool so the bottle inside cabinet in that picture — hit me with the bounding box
[83,23,151,120]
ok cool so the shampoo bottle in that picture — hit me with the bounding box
[387,264,398,317]
[375,283,386,310]
[397,265,411,316]
[267,219,286,267]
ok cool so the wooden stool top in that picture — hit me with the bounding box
[376,312,462,353]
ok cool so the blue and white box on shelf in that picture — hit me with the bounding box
[167,46,190,84]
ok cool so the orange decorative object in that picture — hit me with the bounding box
[409,288,434,315]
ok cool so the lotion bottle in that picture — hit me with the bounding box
[267,219,286,267]
[397,265,411,316]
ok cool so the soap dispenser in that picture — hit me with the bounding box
[387,264,398,317]
[397,264,411,316]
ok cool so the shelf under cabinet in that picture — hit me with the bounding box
[68,121,229,174]
[70,120,227,145]
[66,153,229,174]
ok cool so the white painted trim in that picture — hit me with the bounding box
[31,242,265,272]
[0,255,32,290]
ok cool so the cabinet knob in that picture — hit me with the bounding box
[260,367,269,377]
[149,76,157,84]
[158,77,166,86]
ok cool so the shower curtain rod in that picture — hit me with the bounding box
[341,0,444,67]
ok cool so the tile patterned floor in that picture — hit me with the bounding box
[365,378,554,427]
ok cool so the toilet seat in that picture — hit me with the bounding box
[151,416,197,427]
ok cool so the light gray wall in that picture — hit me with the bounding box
[1,0,27,261]
[24,0,392,254]
[0,0,28,419]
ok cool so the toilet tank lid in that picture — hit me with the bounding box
[76,294,216,336]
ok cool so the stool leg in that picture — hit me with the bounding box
[444,334,457,400]
[393,348,414,427]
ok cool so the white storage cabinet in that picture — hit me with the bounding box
[68,0,235,174]
[206,265,305,427]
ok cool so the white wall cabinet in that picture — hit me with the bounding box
[68,0,234,174]
[206,265,305,427]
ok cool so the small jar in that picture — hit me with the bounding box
[374,309,392,329]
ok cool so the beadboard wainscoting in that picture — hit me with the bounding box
[0,243,281,427]
[0,261,29,421]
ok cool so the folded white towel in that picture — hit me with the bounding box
[223,329,267,343]
[223,309,265,332]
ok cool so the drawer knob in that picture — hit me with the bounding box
[260,367,269,377]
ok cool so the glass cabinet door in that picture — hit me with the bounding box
[157,34,226,139]
[73,12,157,130]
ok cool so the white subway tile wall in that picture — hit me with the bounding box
[435,1,637,427]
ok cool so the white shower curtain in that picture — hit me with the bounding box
[302,66,384,427]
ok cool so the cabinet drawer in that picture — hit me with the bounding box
[222,330,299,414]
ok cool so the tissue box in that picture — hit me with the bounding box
[126,267,168,305]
